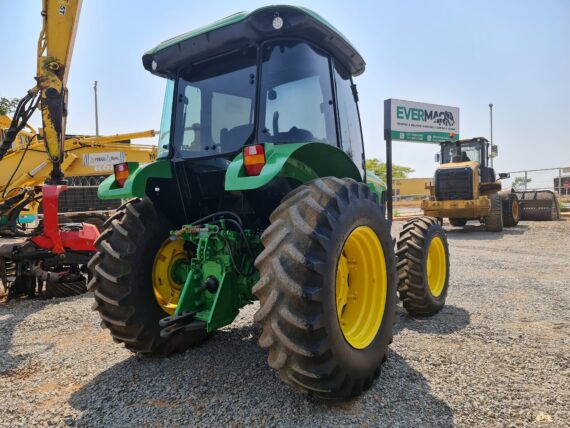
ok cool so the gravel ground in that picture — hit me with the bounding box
[0,220,568,427]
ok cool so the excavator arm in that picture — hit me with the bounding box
[0,0,82,185]
[37,0,83,183]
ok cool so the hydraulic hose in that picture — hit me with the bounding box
[0,89,40,161]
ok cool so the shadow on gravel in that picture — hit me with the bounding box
[394,304,470,336]
[0,298,52,376]
[445,224,528,240]
[69,321,454,427]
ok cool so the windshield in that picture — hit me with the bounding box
[157,80,174,159]
[257,41,336,145]
[442,141,483,164]
[172,46,257,158]
[168,40,337,159]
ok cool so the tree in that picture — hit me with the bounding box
[512,176,531,191]
[365,158,415,182]
[0,97,20,116]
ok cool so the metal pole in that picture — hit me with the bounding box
[94,80,99,137]
[558,168,562,196]
[386,137,393,221]
[489,103,493,168]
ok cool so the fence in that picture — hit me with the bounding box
[502,167,570,200]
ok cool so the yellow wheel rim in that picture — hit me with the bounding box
[427,236,447,297]
[335,226,387,349]
[512,200,519,220]
[152,238,188,315]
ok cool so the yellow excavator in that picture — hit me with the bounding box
[0,0,157,233]
[0,0,155,299]
[0,115,156,230]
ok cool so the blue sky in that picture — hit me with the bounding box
[1,0,569,177]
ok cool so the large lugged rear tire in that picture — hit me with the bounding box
[254,177,396,400]
[485,193,503,232]
[88,198,208,356]
[501,193,520,227]
[397,217,450,316]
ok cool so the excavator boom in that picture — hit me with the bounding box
[37,0,83,183]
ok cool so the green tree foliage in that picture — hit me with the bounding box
[512,176,532,190]
[0,97,20,116]
[366,158,415,182]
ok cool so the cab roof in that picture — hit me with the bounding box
[143,5,365,79]
[442,137,489,145]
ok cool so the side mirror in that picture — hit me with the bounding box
[498,172,510,180]
[490,145,498,158]
[434,153,441,163]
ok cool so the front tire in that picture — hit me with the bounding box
[254,177,396,400]
[485,193,503,232]
[397,217,450,316]
[88,198,208,356]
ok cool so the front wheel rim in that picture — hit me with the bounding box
[335,226,387,349]
[427,236,447,297]
[512,200,519,220]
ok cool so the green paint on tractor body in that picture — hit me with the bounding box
[171,223,261,333]
[225,142,361,191]
[98,160,172,200]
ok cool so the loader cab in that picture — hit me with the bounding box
[439,137,495,183]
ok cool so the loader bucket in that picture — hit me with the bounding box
[515,190,560,221]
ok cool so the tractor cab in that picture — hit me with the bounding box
[99,5,371,228]
[146,5,366,171]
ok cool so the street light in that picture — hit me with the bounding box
[489,103,494,168]
[94,80,100,137]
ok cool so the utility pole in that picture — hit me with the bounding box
[94,80,100,136]
[489,103,493,168]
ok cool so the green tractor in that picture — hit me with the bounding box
[89,6,451,399]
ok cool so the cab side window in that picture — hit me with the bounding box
[334,63,364,177]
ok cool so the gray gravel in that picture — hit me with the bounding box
[0,220,568,427]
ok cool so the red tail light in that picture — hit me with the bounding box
[243,144,266,176]
[114,163,129,187]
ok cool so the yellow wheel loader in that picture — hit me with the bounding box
[421,137,520,232]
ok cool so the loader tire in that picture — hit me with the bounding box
[485,194,503,232]
[449,218,467,227]
[501,193,520,227]
[88,197,208,356]
[254,177,396,400]
[397,217,450,316]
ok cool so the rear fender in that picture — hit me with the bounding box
[97,160,172,200]
[225,142,362,191]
